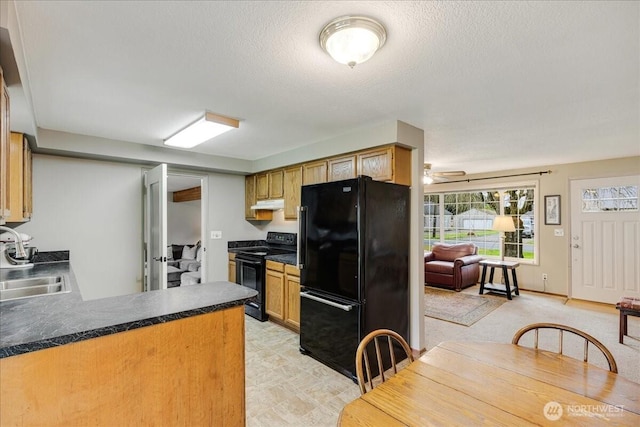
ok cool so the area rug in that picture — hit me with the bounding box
[424,287,506,326]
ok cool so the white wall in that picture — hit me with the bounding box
[17,155,269,300]
[167,198,200,245]
[18,154,144,300]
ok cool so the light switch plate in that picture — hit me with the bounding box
[211,230,222,239]
[554,228,564,237]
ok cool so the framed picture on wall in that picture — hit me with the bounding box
[545,195,561,225]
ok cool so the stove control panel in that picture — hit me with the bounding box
[266,232,297,247]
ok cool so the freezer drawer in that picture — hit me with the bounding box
[299,289,361,381]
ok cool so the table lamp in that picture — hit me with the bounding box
[492,215,515,261]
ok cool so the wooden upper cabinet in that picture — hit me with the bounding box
[245,144,411,223]
[357,145,411,186]
[245,175,272,221]
[303,160,327,185]
[7,132,32,222]
[328,155,357,182]
[255,173,269,200]
[357,147,394,181]
[283,166,302,220]
[0,67,10,223]
[268,170,284,199]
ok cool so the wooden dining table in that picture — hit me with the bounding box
[339,341,640,426]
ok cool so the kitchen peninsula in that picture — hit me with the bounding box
[0,257,256,426]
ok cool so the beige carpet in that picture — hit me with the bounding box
[425,286,505,326]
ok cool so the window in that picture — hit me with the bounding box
[424,184,537,262]
[582,185,638,212]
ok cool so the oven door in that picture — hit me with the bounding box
[235,255,267,320]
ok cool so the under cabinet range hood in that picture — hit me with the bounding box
[250,199,285,210]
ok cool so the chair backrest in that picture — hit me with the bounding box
[512,322,617,373]
[431,243,477,261]
[355,329,414,395]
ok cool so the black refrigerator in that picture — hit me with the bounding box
[298,176,410,381]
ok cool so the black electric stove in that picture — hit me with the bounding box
[232,232,297,321]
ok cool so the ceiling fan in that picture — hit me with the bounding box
[423,163,466,184]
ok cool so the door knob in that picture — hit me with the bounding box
[153,256,166,261]
[572,244,580,248]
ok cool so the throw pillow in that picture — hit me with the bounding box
[167,246,174,260]
[182,245,197,260]
[196,246,203,262]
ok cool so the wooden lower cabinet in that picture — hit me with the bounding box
[228,252,236,283]
[265,261,300,332]
[0,306,247,426]
[265,260,285,321]
[284,264,300,330]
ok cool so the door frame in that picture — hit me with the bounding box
[167,171,209,284]
[143,167,209,290]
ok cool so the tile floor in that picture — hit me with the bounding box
[245,319,360,427]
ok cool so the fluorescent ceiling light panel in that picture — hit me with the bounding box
[164,112,239,148]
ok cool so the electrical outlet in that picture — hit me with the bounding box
[542,273,548,281]
[210,230,222,239]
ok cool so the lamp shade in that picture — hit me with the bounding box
[492,215,515,232]
[320,16,387,68]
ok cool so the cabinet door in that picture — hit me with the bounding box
[228,253,236,283]
[283,166,302,220]
[265,263,285,320]
[7,133,27,222]
[268,170,284,199]
[245,175,257,218]
[256,173,269,200]
[0,68,9,222]
[284,265,300,331]
[328,155,356,182]
[357,147,394,181]
[23,141,32,219]
[303,160,327,185]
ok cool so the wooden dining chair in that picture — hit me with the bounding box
[355,329,414,395]
[512,322,618,373]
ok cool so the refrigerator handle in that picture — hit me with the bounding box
[300,291,353,311]
[297,206,307,270]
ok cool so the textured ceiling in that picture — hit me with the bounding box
[7,1,640,174]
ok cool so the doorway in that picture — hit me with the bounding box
[570,175,640,303]
[143,165,209,291]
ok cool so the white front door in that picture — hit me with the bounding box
[144,164,168,291]
[570,175,640,303]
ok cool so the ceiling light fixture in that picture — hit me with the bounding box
[164,112,239,149]
[319,15,387,68]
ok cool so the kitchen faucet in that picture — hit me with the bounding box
[0,226,28,259]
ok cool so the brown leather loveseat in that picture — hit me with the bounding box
[424,243,482,291]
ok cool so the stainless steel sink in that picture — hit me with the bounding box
[0,276,70,302]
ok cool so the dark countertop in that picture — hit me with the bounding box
[266,253,297,266]
[0,262,257,359]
